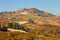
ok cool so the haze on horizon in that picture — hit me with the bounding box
[0,0,60,16]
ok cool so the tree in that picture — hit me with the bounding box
[28,18,35,24]
[8,22,13,28]
[0,26,8,32]
[38,30,44,35]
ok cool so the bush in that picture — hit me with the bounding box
[28,18,35,24]
[0,27,8,32]
[8,22,20,29]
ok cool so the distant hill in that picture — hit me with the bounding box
[0,8,57,21]
[0,8,60,40]
[0,8,55,16]
[17,8,55,16]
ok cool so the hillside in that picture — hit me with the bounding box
[0,8,60,40]
[0,8,56,22]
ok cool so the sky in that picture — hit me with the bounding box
[0,0,60,15]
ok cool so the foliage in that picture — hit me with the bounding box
[28,18,35,24]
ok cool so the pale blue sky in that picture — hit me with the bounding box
[0,0,60,15]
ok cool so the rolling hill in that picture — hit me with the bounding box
[0,8,60,40]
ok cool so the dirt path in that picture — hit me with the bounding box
[16,21,28,24]
[7,28,27,33]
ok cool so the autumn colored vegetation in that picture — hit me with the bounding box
[0,8,60,40]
